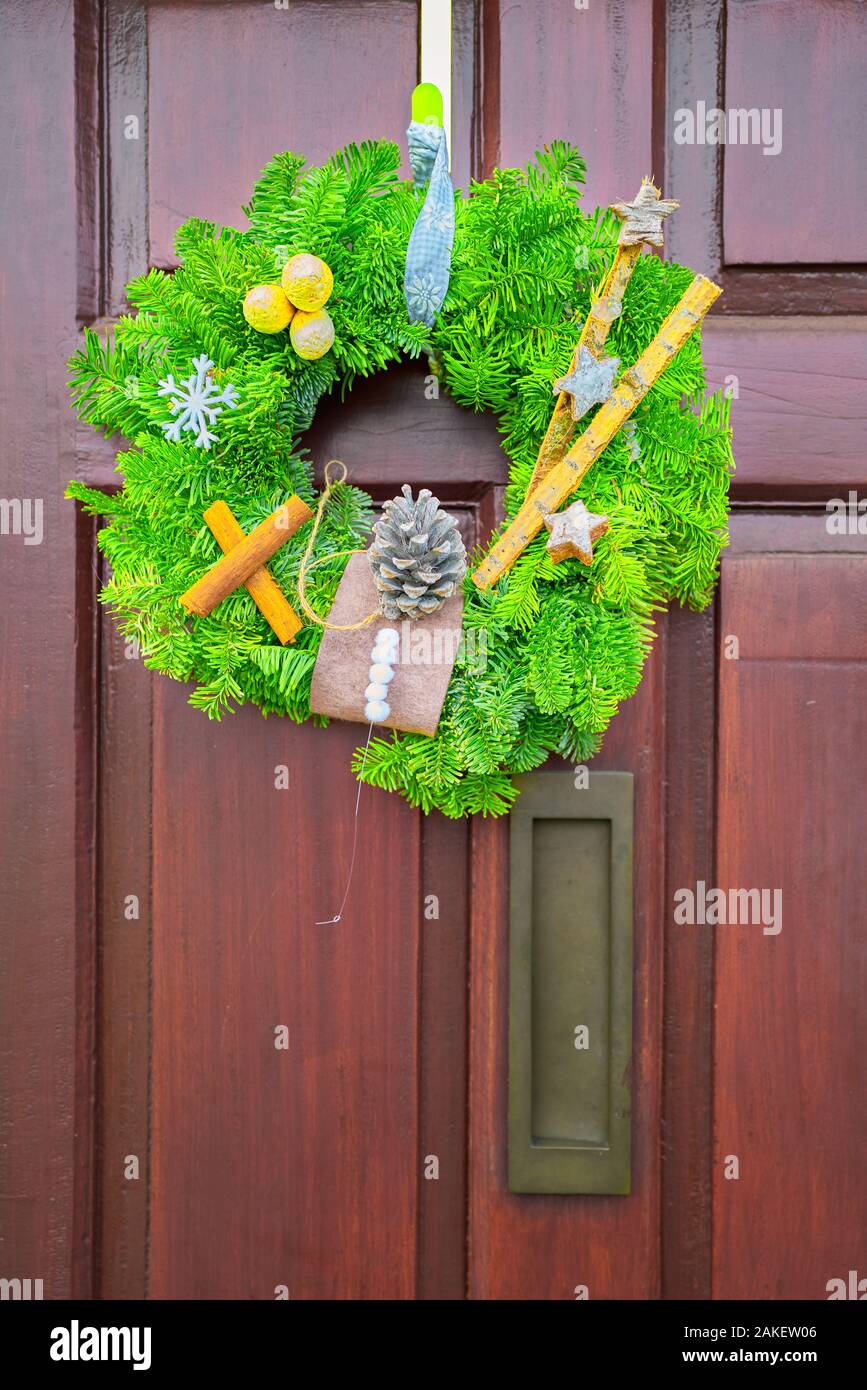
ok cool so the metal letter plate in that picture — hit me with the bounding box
[509,771,633,1193]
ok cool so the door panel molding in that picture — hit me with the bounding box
[661,601,717,1299]
[703,318,867,499]
[666,0,867,314]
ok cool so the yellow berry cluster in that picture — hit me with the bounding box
[242,253,335,360]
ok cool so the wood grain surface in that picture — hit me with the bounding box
[6,0,867,1304]
[661,603,717,1299]
[0,0,83,1300]
[95,569,153,1300]
[147,0,418,266]
[666,0,867,313]
[714,526,867,1297]
[723,0,867,265]
[148,681,422,1298]
[703,317,867,498]
[469,642,667,1299]
[494,0,655,212]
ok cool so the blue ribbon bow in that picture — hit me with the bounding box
[403,121,455,327]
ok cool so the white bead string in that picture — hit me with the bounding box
[364,626,399,724]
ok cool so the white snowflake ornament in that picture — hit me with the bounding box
[157,354,239,450]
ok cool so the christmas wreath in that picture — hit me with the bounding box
[68,138,732,818]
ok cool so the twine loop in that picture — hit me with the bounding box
[296,459,380,632]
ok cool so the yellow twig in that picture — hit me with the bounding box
[472,275,722,592]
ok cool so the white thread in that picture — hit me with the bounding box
[315,721,375,926]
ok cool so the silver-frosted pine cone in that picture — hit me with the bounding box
[368,484,468,619]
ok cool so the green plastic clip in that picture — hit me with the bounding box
[412,82,443,128]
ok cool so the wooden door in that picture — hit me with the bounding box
[2,0,864,1302]
[81,0,490,1301]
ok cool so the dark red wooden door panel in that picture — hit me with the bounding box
[667,0,867,315]
[149,690,421,1299]
[714,522,867,1298]
[723,0,867,265]
[702,319,867,501]
[0,0,84,1301]
[494,0,655,210]
[148,0,417,266]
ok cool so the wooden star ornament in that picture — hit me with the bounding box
[610,178,679,248]
[544,500,609,566]
[553,346,620,422]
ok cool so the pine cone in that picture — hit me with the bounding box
[369,485,467,619]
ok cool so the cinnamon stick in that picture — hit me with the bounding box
[202,501,303,643]
[180,495,312,618]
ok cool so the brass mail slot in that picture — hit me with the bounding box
[509,771,633,1194]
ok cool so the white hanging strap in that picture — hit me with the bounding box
[420,0,452,160]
